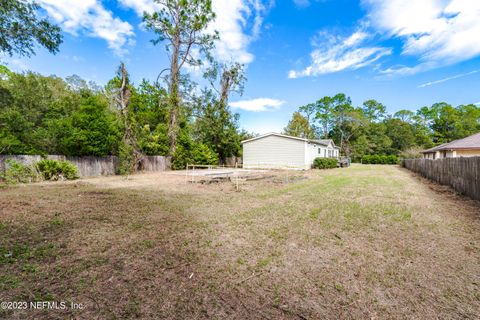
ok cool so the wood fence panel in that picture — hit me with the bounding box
[225,157,242,167]
[0,155,171,177]
[139,156,171,172]
[402,157,480,201]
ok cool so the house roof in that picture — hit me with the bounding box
[422,132,480,153]
[241,132,340,149]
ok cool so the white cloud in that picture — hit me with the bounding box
[0,53,28,71]
[364,0,480,72]
[117,0,161,16]
[293,0,326,8]
[230,98,284,112]
[379,64,430,77]
[118,0,269,64]
[417,70,479,88]
[288,30,391,78]
[293,0,311,8]
[209,0,255,63]
[38,0,134,55]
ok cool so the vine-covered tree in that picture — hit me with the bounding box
[107,63,143,174]
[143,0,218,155]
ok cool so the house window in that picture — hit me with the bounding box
[318,148,321,154]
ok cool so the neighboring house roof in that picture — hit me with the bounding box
[241,132,340,149]
[422,132,480,153]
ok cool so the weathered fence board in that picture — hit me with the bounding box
[0,155,171,177]
[403,157,480,201]
[139,156,171,172]
[225,156,242,167]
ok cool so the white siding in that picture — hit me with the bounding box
[306,143,340,166]
[243,135,307,169]
[306,144,321,167]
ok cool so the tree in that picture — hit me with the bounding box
[0,0,62,57]
[384,118,416,152]
[456,104,480,138]
[283,111,315,139]
[107,63,143,174]
[195,62,245,163]
[394,109,415,123]
[61,96,119,156]
[0,70,80,154]
[314,96,334,138]
[65,74,89,92]
[430,102,459,143]
[329,93,363,156]
[131,80,170,156]
[362,99,386,122]
[205,62,246,108]
[298,102,315,126]
[143,0,217,155]
[289,94,446,160]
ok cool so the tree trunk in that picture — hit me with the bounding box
[168,10,181,156]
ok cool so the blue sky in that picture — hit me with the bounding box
[3,0,480,134]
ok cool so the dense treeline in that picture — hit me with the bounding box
[284,93,480,161]
[0,66,247,169]
[0,0,253,171]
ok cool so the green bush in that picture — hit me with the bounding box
[191,144,219,165]
[1,160,39,184]
[35,159,79,180]
[172,143,219,170]
[361,154,398,164]
[312,157,338,169]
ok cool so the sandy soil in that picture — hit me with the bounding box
[0,164,479,319]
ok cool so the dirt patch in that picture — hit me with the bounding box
[1,165,479,319]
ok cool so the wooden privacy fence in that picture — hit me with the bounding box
[402,157,480,201]
[225,156,242,167]
[0,155,171,177]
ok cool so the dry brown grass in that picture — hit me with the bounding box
[1,164,479,319]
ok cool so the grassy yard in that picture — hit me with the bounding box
[1,165,479,319]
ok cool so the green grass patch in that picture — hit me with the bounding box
[0,275,21,290]
[267,227,288,242]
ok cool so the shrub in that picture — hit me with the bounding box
[1,160,39,184]
[191,144,218,165]
[361,154,398,165]
[312,157,338,169]
[35,159,79,180]
[172,143,219,170]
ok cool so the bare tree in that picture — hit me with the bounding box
[205,61,246,108]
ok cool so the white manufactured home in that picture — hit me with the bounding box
[242,133,340,169]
